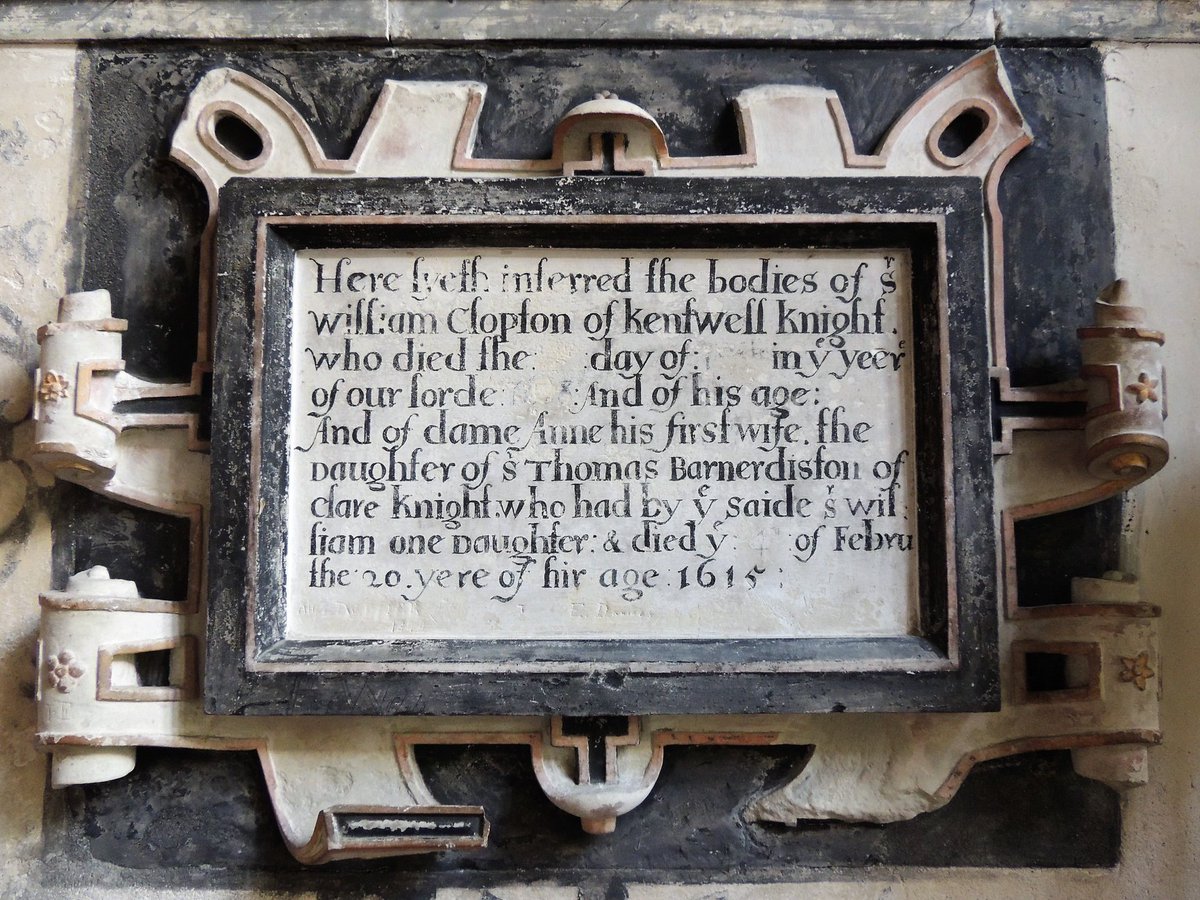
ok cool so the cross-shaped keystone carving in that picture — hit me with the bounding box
[566,132,619,175]
[563,132,652,176]
[552,715,640,785]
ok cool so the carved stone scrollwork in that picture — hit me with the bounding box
[1079,280,1168,481]
[31,49,1167,858]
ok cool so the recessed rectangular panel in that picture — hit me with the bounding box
[207,177,996,714]
[287,247,919,643]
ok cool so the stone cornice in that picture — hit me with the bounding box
[0,1,1197,45]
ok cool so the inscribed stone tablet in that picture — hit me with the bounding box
[287,248,918,641]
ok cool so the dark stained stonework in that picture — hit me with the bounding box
[59,488,192,603]
[77,45,1114,389]
[41,746,1118,891]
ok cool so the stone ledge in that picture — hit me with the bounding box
[388,1,1000,43]
[0,1,1197,44]
[0,1,389,42]
[996,0,1200,42]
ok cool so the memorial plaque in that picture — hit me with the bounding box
[207,176,996,715]
[34,46,1172,867]
[290,247,918,641]
[24,39,1179,874]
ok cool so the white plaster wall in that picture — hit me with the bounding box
[0,45,76,894]
[1097,41,1200,898]
[0,40,1197,899]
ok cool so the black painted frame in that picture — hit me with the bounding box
[207,176,997,715]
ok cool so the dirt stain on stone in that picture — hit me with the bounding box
[0,119,29,165]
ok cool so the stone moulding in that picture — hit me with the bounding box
[3,2,1200,44]
[29,48,1167,859]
